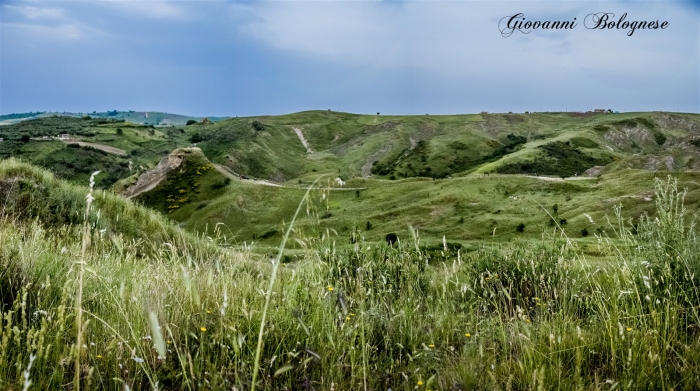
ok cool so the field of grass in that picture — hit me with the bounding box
[2,159,700,390]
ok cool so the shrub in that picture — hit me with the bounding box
[252,121,265,131]
[516,223,525,232]
[581,227,589,236]
[366,221,372,230]
[189,133,203,143]
[116,128,123,135]
[385,233,398,246]
[653,130,667,146]
[259,229,277,239]
[186,120,197,126]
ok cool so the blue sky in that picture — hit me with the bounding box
[1,0,698,116]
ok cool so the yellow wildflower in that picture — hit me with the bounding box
[327,286,334,291]
[417,380,424,386]
[200,327,207,332]
[626,327,632,332]
[346,316,351,321]
[428,344,435,348]
[465,333,471,338]
[97,354,102,359]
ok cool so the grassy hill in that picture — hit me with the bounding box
[2,158,700,390]
[2,110,700,250]
[190,111,700,182]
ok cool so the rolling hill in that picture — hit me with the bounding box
[2,110,700,250]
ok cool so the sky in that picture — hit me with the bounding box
[1,0,698,116]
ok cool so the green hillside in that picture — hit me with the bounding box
[3,110,700,249]
[3,158,700,390]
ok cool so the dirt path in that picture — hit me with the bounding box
[521,175,596,182]
[214,164,366,191]
[61,140,127,156]
[214,164,283,187]
[293,127,312,153]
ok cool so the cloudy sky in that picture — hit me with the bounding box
[1,0,698,116]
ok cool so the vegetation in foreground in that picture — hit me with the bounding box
[2,159,700,390]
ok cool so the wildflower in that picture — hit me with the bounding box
[133,357,144,363]
[428,344,435,348]
[465,333,471,338]
[327,286,334,291]
[97,355,103,359]
[166,340,172,344]
[626,327,632,332]
[350,313,355,317]
[345,316,351,321]
[207,310,211,314]
[417,380,424,386]
[201,327,207,332]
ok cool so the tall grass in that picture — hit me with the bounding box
[1,160,700,390]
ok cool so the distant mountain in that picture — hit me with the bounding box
[0,110,228,126]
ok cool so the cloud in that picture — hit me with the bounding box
[2,22,92,41]
[97,0,187,20]
[5,5,67,20]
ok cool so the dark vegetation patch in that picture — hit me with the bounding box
[0,112,44,120]
[569,137,598,149]
[652,130,667,146]
[371,134,526,179]
[38,146,129,188]
[612,117,656,129]
[0,115,125,140]
[496,141,613,178]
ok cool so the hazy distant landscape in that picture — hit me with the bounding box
[2,109,700,389]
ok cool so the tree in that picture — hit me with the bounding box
[21,134,30,143]
[116,128,123,135]
[186,120,197,126]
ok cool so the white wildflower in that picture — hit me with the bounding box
[584,213,594,224]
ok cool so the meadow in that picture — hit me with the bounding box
[2,157,700,390]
